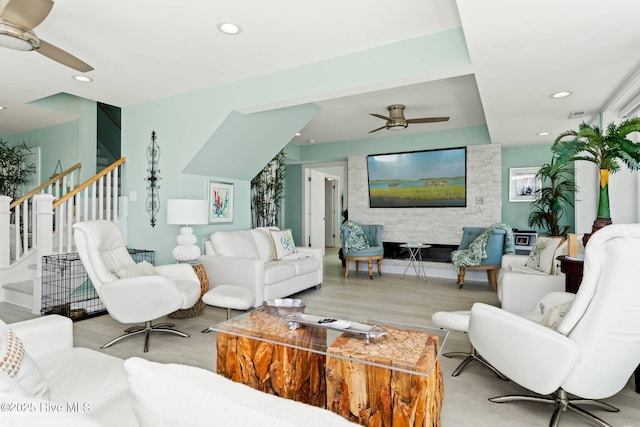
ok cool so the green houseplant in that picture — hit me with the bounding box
[0,139,36,200]
[552,117,640,238]
[527,156,577,237]
[251,149,286,228]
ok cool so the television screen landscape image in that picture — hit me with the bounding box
[367,147,467,208]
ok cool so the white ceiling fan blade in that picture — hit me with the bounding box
[36,39,93,72]
[2,0,53,30]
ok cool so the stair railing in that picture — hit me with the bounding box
[50,157,126,254]
[0,162,81,268]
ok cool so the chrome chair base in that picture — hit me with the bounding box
[444,347,508,380]
[490,388,619,427]
[101,320,190,353]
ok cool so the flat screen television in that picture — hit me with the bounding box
[367,147,466,208]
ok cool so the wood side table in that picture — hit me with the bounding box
[168,263,209,319]
[556,256,583,294]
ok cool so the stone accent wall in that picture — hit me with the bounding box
[347,144,501,245]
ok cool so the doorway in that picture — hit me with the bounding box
[302,161,346,252]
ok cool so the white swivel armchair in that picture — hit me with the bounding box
[469,224,640,427]
[73,220,201,352]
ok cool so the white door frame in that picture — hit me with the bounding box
[302,161,346,250]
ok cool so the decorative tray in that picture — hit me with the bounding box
[286,313,388,343]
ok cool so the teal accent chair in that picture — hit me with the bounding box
[455,227,506,289]
[341,224,384,279]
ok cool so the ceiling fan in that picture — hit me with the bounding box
[369,104,449,133]
[0,0,93,72]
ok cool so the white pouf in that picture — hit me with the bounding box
[202,285,255,320]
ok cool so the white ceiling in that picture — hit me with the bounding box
[1,0,640,147]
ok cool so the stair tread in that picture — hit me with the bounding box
[3,281,33,295]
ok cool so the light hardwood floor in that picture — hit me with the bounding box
[2,248,638,426]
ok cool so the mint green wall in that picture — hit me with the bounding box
[4,121,79,185]
[284,165,303,244]
[501,144,575,233]
[30,94,97,181]
[3,94,97,184]
[183,104,320,179]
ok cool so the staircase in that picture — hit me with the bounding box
[0,158,127,314]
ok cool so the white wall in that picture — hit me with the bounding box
[347,144,502,245]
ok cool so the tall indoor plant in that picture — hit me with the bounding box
[552,118,640,239]
[528,156,577,237]
[251,149,286,228]
[0,139,36,200]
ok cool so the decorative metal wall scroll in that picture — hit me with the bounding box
[144,131,161,227]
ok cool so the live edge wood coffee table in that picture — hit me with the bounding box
[211,308,447,426]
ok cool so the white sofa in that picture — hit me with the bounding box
[0,315,358,427]
[1,315,136,427]
[497,238,583,314]
[200,227,323,307]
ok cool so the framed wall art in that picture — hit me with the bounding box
[509,167,541,202]
[209,181,233,223]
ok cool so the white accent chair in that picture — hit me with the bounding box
[497,237,583,314]
[73,220,201,352]
[469,224,640,427]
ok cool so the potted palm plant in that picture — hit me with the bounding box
[0,139,36,200]
[528,156,577,237]
[552,117,640,242]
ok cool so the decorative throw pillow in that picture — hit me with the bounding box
[0,319,49,399]
[525,236,564,274]
[270,229,296,260]
[342,220,369,252]
[541,301,573,330]
[117,261,158,279]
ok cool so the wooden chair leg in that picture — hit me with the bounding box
[367,259,373,279]
[355,260,360,274]
[457,267,466,289]
[377,259,382,276]
[487,269,498,291]
[344,260,349,278]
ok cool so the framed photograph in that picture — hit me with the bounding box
[209,181,233,223]
[515,235,530,246]
[509,167,541,202]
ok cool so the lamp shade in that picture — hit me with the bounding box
[167,199,209,225]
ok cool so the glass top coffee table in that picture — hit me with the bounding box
[209,307,448,426]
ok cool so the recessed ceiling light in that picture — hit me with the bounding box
[73,75,93,82]
[217,22,242,35]
[550,91,572,98]
[0,106,6,110]
[295,132,302,136]
[305,139,315,144]
[537,132,551,136]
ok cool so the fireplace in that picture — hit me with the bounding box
[383,242,457,263]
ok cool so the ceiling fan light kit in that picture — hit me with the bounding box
[0,0,93,72]
[369,104,449,133]
[0,20,38,50]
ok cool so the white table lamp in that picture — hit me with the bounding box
[167,199,209,263]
